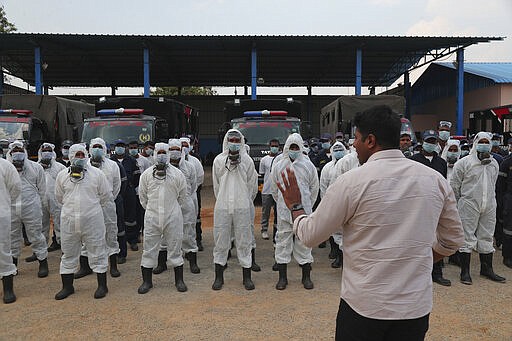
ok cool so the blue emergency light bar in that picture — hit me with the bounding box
[0,109,32,115]
[243,110,288,117]
[97,108,144,115]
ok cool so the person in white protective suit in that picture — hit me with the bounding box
[38,143,66,249]
[211,129,258,291]
[7,141,49,278]
[441,139,461,182]
[0,157,21,304]
[271,133,319,290]
[180,137,205,251]
[72,138,122,279]
[54,144,112,300]
[319,141,347,269]
[137,143,188,294]
[450,132,506,285]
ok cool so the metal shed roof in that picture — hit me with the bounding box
[435,62,512,83]
[0,33,502,88]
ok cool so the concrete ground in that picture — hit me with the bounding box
[2,167,512,340]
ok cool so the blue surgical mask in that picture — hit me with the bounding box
[461,150,469,157]
[491,140,500,147]
[129,148,139,157]
[228,142,241,152]
[115,146,125,155]
[288,150,300,161]
[72,158,87,168]
[146,148,154,156]
[169,150,181,160]
[62,149,69,158]
[41,151,53,160]
[476,143,491,153]
[270,146,279,154]
[156,154,168,165]
[322,142,331,150]
[422,142,437,154]
[438,131,450,141]
[90,147,104,159]
[182,146,190,155]
[333,150,345,160]
[12,152,25,162]
[446,151,459,161]
[303,147,310,154]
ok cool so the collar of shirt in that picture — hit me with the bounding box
[366,149,405,163]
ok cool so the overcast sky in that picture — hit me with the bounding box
[3,0,511,95]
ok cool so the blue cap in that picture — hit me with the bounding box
[320,133,332,141]
[422,130,438,140]
[114,139,126,145]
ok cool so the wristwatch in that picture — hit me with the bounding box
[290,203,304,212]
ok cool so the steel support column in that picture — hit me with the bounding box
[35,47,42,95]
[307,85,312,122]
[251,46,257,100]
[404,72,411,119]
[355,48,362,96]
[143,48,150,98]
[456,49,464,135]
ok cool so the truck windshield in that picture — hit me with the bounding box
[232,121,301,145]
[0,119,30,140]
[82,120,153,146]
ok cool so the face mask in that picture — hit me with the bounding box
[322,142,330,150]
[115,146,125,155]
[422,142,437,154]
[182,146,190,155]
[62,149,69,158]
[90,147,104,159]
[41,151,53,161]
[145,148,154,156]
[228,142,241,152]
[270,146,279,154]
[438,131,450,141]
[476,143,491,153]
[461,150,469,157]
[288,150,300,161]
[446,151,459,160]
[333,150,345,160]
[12,152,26,162]
[491,140,499,147]
[129,148,139,157]
[72,158,87,168]
[303,147,310,154]
[156,154,168,165]
[169,150,181,161]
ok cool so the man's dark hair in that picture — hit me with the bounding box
[353,105,401,149]
[269,138,279,145]
[128,140,139,146]
[143,141,155,147]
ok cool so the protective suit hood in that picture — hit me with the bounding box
[470,132,493,155]
[154,142,170,164]
[282,133,304,161]
[441,139,461,160]
[69,144,88,163]
[330,141,346,154]
[221,129,246,155]
[90,137,108,152]
[168,138,186,164]
[6,140,27,163]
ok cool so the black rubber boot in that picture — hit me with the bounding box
[109,254,120,278]
[25,253,37,263]
[328,236,337,259]
[301,263,314,290]
[38,258,49,278]
[251,248,261,272]
[272,262,278,271]
[74,256,93,279]
[243,267,255,290]
[138,266,153,294]
[275,263,288,290]
[174,265,187,292]
[187,252,200,274]
[479,253,506,283]
[459,252,472,285]
[502,235,512,269]
[94,272,108,299]
[47,240,61,252]
[153,250,168,275]
[331,249,343,269]
[12,257,17,267]
[432,260,451,286]
[197,240,204,252]
[212,263,225,290]
[448,251,461,267]
[2,275,16,304]
[55,274,75,300]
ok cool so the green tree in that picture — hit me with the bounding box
[0,6,17,33]
[151,86,217,96]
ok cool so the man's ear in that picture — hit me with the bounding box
[367,134,377,149]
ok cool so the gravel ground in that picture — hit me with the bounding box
[2,167,512,340]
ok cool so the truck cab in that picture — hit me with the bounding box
[0,109,49,158]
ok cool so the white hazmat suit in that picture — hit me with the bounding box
[441,139,461,182]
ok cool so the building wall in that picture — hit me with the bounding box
[410,84,511,133]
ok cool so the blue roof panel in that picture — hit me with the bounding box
[435,62,512,83]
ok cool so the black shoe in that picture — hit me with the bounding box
[243,267,255,290]
[328,237,337,259]
[433,276,451,286]
[480,253,506,283]
[25,253,37,263]
[197,239,204,252]
[47,241,61,252]
[38,258,49,278]
[153,250,168,274]
[459,252,473,285]
[448,251,461,267]
[251,249,261,272]
[94,272,108,299]
[331,250,343,269]
[130,243,139,252]
[272,262,278,271]
[174,265,187,292]
[74,256,93,279]
[109,255,120,278]
[55,274,75,300]
[301,263,314,290]
[138,267,153,294]
[187,252,200,274]
[275,263,288,290]
[212,263,225,290]
[117,256,126,264]
[2,275,16,304]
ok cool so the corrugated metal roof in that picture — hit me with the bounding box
[435,62,512,83]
